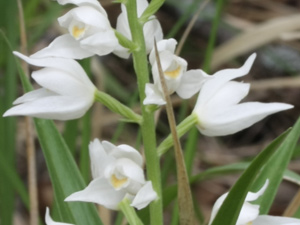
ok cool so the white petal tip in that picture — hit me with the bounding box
[2,108,16,117]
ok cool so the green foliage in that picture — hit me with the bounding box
[0,1,19,223]
[212,116,300,225]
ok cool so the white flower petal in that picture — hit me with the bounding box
[209,180,269,225]
[45,207,74,225]
[48,3,116,59]
[113,45,131,59]
[80,30,118,56]
[6,52,96,120]
[58,6,109,30]
[204,81,250,110]
[65,178,126,210]
[245,180,269,202]
[31,68,94,97]
[176,69,211,99]
[208,194,260,225]
[149,38,177,65]
[208,193,227,225]
[112,158,145,184]
[136,0,148,16]
[31,34,94,59]
[57,0,107,16]
[12,88,53,105]
[131,181,157,210]
[110,144,143,167]
[89,139,115,179]
[151,52,187,94]
[3,95,93,120]
[113,11,131,59]
[208,195,259,225]
[197,102,293,136]
[13,52,93,88]
[192,53,294,136]
[253,215,300,225]
[196,53,256,107]
[101,141,117,154]
[236,202,260,225]
[114,0,163,58]
[144,18,164,54]
[143,83,166,105]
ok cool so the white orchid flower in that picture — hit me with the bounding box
[31,0,118,59]
[3,52,96,120]
[45,207,74,225]
[209,180,300,225]
[65,139,157,210]
[144,38,211,105]
[113,0,163,59]
[192,53,293,136]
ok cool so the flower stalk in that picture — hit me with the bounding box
[157,113,198,156]
[94,90,142,124]
[125,0,163,224]
[119,198,144,225]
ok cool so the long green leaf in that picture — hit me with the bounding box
[162,161,300,210]
[0,156,29,209]
[252,116,300,214]
[34,119,103,224]
[211,128,291,225]
[0,1,18,222]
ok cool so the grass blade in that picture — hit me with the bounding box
[211,128,291,225]
[252,116,300,214]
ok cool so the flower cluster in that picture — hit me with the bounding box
[2,0,297,224]
[209,180,300,225]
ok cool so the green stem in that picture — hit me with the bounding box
[80,110,91,183]
[157,114,198,156]
[119,198,144,225]
[94,90,142,124]
[125,0,163,224]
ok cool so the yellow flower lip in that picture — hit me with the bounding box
[110,174,128,189]
[71,25,86,39]
[164,66,181,79]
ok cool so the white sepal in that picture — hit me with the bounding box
[253,215,300,225]
[45,207,74,225]
[3,52,96,120]
[176,69,212,99]
[65,177,127,210]
[113,0,163,59]
[131,181,158,210]
[208,180,269,225]
[143,83,166,106]
[193,53,293,136]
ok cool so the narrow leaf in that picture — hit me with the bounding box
[211,128,290,225]
[252,116,300,214]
